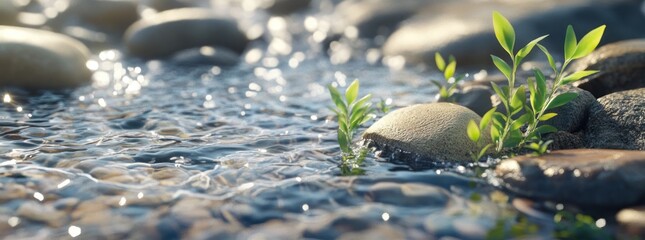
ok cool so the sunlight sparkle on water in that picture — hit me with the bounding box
[382,212,390,221]
[3,94,11,103]
[8,217,20,227]
[138,192,144,199]
[33,192,44,201]
[119,196,127,206]
[58,179,71,189]
[302,204,309,212]
[68,225,81,238]
[596,218,606,228]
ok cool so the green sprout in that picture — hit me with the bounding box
[376,98,391,113]
[467,108,496,161]
[432,52,464,102]
[524,140,553,156]
[328,79,375,171]
[486,11,605,153]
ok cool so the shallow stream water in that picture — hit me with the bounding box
[0,1,575,239]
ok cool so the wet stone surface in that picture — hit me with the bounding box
[496,149,645,207]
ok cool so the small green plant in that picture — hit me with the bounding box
[432,53,464,101]
[524,140,553,156]
[376,98,391,113]
[485,11,605,153]
[328,79,375,171]
[467,108,496,161]
[553,211,611,240]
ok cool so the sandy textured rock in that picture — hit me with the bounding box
[124,8,248,59]
[570,39,645,97]
[584,88,645,150]
[0,26,92,89]
[496,149,645,206]
[363,103,488,163]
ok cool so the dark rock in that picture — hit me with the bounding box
[331,0,432,39]
[142,0,191,11]
[124,8,249,59]
[383,0,645,67]
[584,88,645,150]
[363,103,489,163]
[495,149,645,207]
[265,0,312,15]
[569,39,645,97]
[0,0,20,25]
[0,26,92,89]
[545,131,584,150]
[170,46,240,66]
[542,85,598,133]
[69,0,140,32]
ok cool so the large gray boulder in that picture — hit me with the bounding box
[382,0,645,67]
[584,88,645,150]
[496,149,645,207]
[68,0,140,32]
[363,103,489,165]
[570,39,645,98]
[124,8,249,59]
[0,26,92,89]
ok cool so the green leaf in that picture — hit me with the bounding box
[337,128,350,153]
[513,113,531,130]
[435,52,446,71]
[328,84,347,114]
[439,87,449,99]
[510,86,526,111]
[564,25,578,60]
[490,126,500,142]
[516,35,548,60]
[480,107,496,131]
[561,70,598,85]
[533,69,547,97]
[478,144,493,160]
[444,60,456,80]
[572,25,606,59]
[467,120,481,143]
[547,92,578,110]
[491,82,507,104]
[537,44,557,73]
[353,94,372,112]
[431,80,444,90]
[492,11,515,56]
[491,55,512,80]
[345,80,359,105]
[536,125,557,135]
[539,112,558,121]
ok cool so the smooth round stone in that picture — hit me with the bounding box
[570,39,645,98]
[363,103,488,164]
[0,26,92,89]
[495,149,645,207]
[124,8,249,59]
[331,0,429,39]
[542,85,598,133]
[584,88,645,150]
[69,0,140,32]
[617,206,645,238]
[142,0,191,11]
[264,0,312,15]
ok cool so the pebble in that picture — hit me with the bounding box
[495,149,645,206]
[124,8,249,59]
[617,206,645,239]
[0,26,92,89]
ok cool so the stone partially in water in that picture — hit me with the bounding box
[124,8,249,59]
[584,88,645,150]
[570,39,645,98]
[363,103,488,164]
[0,26,92,89]
[542,85,599,134]
[495,149,645,207]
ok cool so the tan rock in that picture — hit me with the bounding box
[0,26,92,89]
[363,103,488,163]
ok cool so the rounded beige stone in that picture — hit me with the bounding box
[0,26,92,89]
[363,103,488,162]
